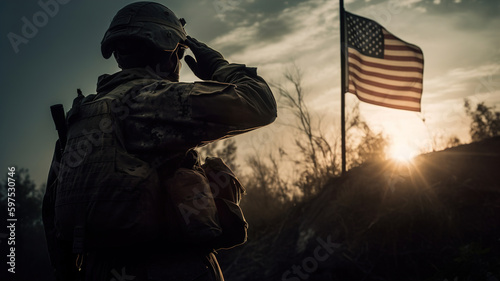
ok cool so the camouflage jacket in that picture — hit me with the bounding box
[87,63,277,160]
[43,63,276,281]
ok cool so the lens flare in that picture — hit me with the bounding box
[388,143,417,163]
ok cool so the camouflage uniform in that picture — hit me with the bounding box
[44,2,276,280]
[43,63,276,281]
[95,64,276,157]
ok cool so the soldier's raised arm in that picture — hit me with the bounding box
[184,36,277,132]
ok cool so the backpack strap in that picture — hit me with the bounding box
[50,104,67,155]
[66,91,88,264]
[49,89,88,271]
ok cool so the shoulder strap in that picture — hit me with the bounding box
[49,89,88,271]
[50,89,88,154]
[50,104,67,154]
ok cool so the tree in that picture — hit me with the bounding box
[464,99,500,142]
[241,153,293,232]
[275,65,338,197]
[272,64,388,197]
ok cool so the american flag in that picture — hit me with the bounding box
[345,11,424,112]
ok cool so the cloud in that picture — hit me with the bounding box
[425,62,500,102]
[211,0,338,79]
[2,0,499,186]
[415,0,500,30]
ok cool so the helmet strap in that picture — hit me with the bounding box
[151,44,182,82]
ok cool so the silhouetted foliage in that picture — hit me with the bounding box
[220,137,500,281]
[240,153,293,235]
[274,65,340,197]
[445,135,461,148]
[273,65,387,198]
[346,102,388,167]
[464,99,500,142]
[198,139,239,173]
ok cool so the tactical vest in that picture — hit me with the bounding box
[53,90,248,254]
[54,95,166,251]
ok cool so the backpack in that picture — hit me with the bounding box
[203,157,247,249]
[50,93,247,254]
[165,152,247,250]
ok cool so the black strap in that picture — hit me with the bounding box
[51,91,88,260]
[50,104,67,152]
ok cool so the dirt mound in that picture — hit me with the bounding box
[219,137,500,281]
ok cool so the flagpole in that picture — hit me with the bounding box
[340,0,347,175]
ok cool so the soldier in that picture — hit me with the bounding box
[42,2,276,281]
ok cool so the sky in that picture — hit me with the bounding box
[1,0,499,187]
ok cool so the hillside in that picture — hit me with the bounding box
[218,137,500,281]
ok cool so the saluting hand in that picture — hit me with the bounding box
[184,36,228,80]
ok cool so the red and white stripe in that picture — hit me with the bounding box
[347,29,424,112]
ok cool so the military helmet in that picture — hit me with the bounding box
[101,2,187,59]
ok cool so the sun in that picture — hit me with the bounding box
[387,143,418,163]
